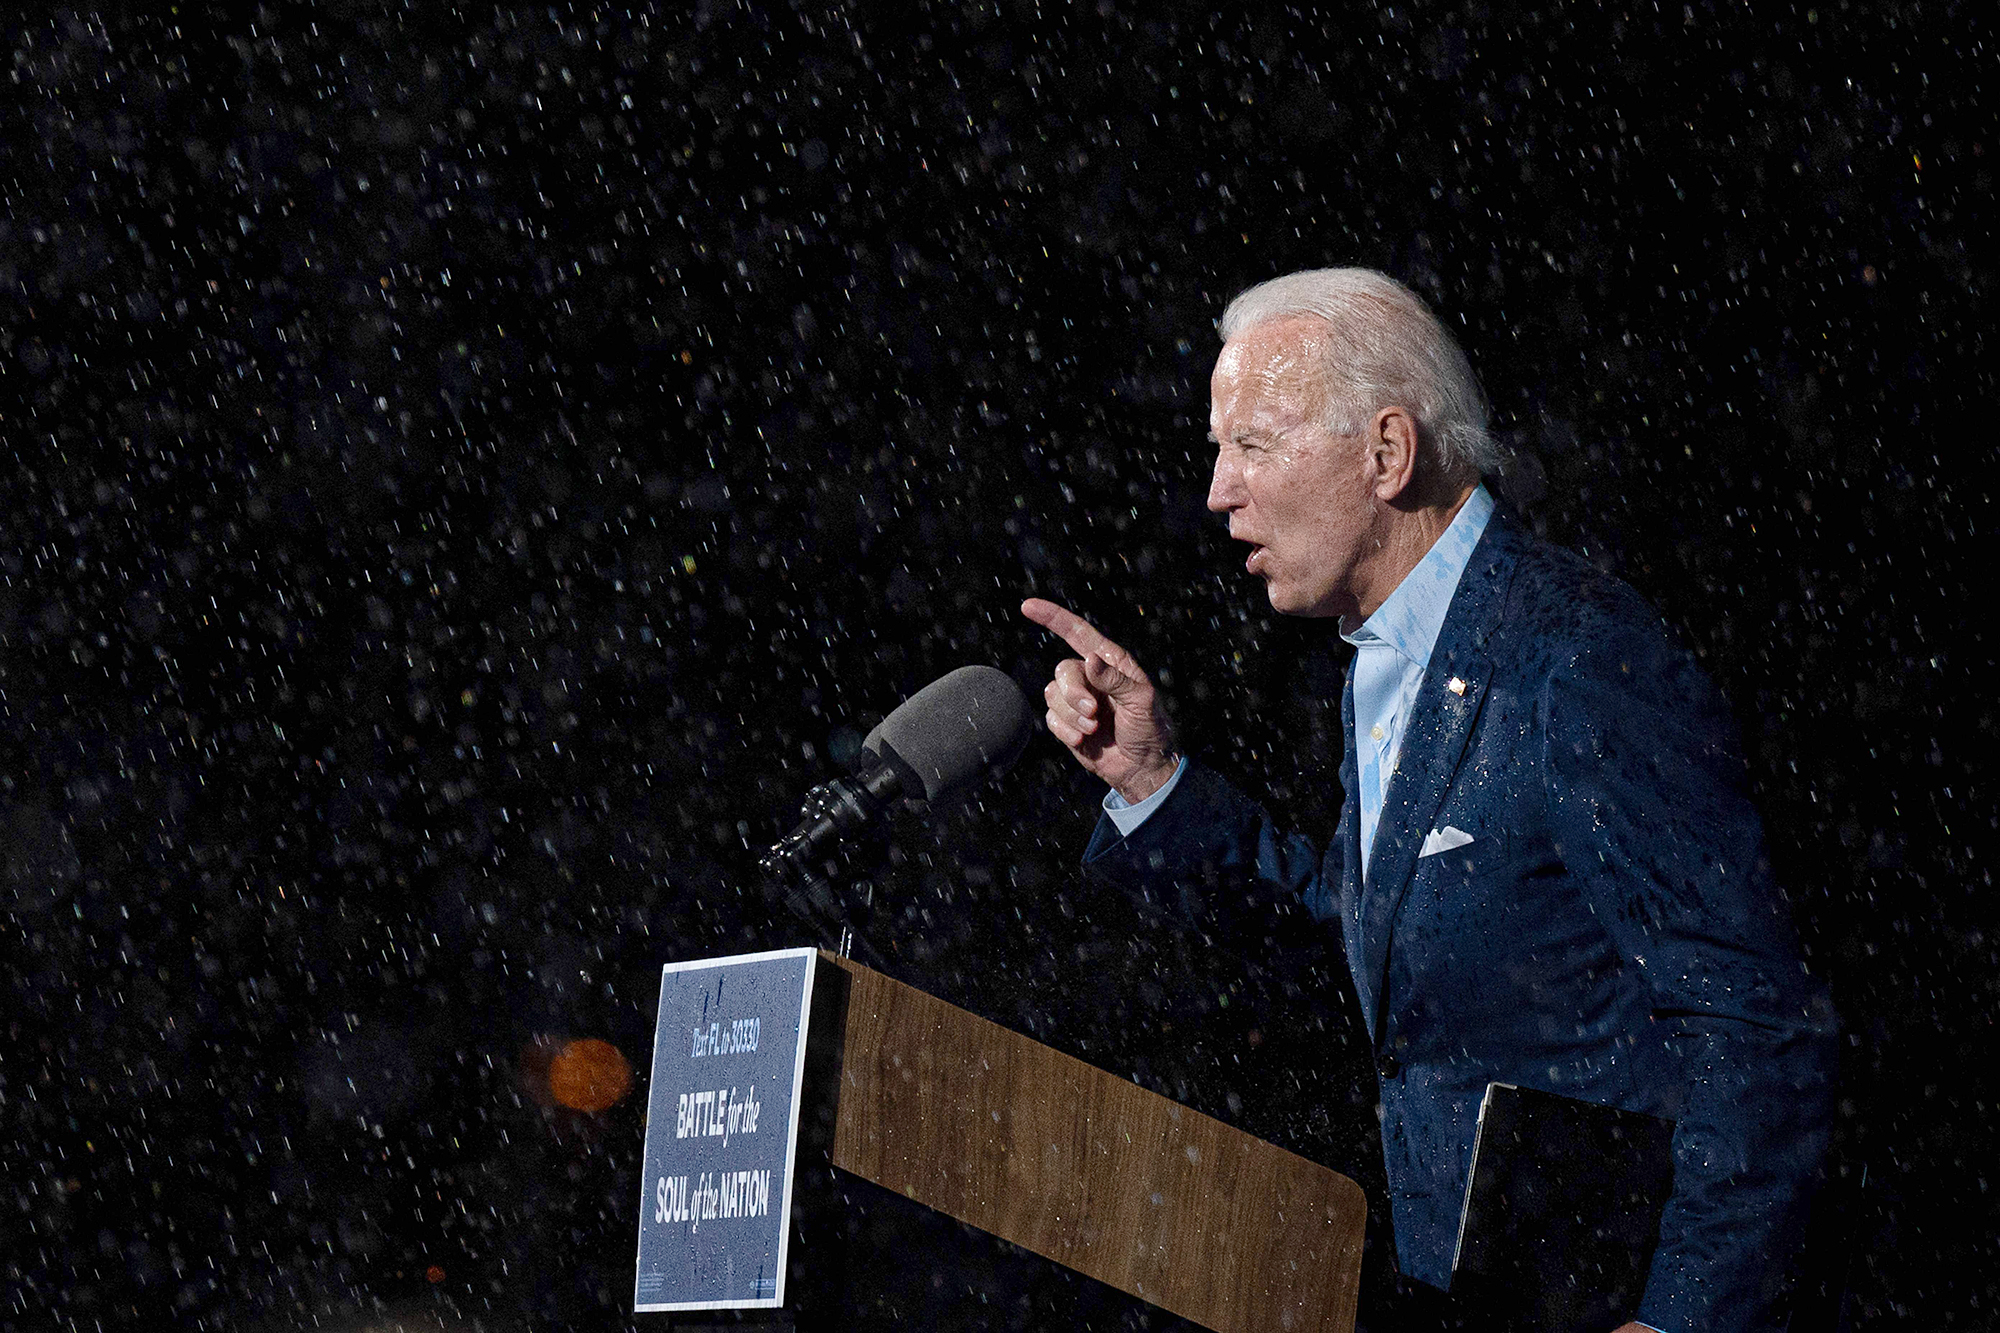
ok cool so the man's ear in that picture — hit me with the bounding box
[1367,406,1422,503]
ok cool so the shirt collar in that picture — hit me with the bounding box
[1340,484,1496,669]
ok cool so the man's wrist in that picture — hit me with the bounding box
[1102,755,1188,838]
[1115,753,1180,805]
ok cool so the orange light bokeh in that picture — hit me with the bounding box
[547,1038,632,1112]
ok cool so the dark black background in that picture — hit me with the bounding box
[4,2,1992,1329]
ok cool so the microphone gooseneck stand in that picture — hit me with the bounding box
[760,766,900,963]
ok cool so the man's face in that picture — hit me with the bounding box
[1207,316,1374,621]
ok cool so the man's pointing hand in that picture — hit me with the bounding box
[1021,598,1179,805]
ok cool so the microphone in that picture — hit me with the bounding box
[761,665,1031,880]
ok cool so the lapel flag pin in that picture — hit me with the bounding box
[1447,676,1468,696]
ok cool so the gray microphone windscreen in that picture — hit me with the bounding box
[862,665,1031,802]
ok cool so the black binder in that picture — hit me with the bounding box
[1449,1082,1678,1332]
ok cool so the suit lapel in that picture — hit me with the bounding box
[1353,514,1522,1043]
[1336,661,1370,1032]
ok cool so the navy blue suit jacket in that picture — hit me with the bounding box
[1084,509,1838,1332]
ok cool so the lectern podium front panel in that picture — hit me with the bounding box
[814,952,1365,1333]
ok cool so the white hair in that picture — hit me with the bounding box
[1219,267,1499,480]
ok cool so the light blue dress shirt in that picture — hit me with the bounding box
[1343,483,1492,879]
[1104,485,1495,867]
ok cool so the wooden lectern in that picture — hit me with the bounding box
[805,951,1367,1333]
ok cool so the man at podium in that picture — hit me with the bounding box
[1023,267,1838,1333]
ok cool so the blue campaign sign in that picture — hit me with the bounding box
[633,947,817,1313]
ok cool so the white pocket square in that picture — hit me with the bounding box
[1419,826,1475,858]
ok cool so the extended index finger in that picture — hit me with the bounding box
[1021,597,1118,660]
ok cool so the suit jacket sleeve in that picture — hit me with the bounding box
[1082,759,1343,926]
[1542,606,1839,1332]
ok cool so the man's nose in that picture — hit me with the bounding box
[1206,449,1241,513]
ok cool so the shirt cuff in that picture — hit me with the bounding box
[1100,756,1188,837]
